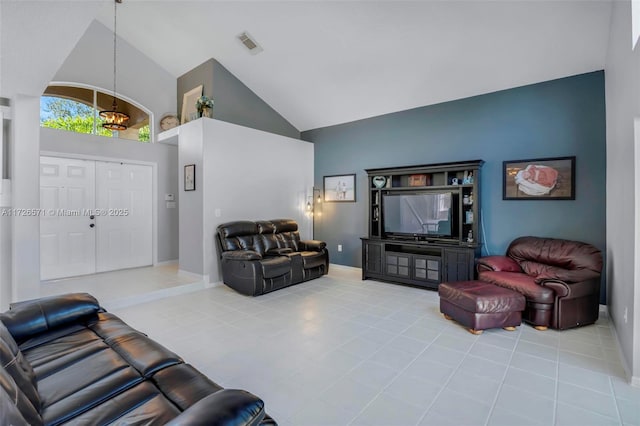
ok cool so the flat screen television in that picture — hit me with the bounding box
[383,192,453,238]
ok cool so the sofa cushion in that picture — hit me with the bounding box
[508,236,603,279]
[38,348,143,425]
[219,221,259,239]
[152,363,224,410]
[271,218,298,233]
[0,293,100,344]
[0,321,40,411]
[65,381,180,426]
[261,256,291,278]
[478,271,555,304]
[106,331,183,378]
[276,231,300,252]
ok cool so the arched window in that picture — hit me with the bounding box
[40,84,151,142]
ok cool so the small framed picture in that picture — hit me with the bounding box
[408,174,428,186]
[181,85,203,124]
[324,174,356,202]
[184,164,196,191]
[503,156,575,200]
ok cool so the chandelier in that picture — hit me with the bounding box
[100,0,129,131]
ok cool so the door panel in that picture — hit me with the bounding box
[96,162,152,272]
[40,156,96,280]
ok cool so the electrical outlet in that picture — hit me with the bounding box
[624,307,628,323]
[338,244,343,252]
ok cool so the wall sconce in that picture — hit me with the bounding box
[307,187,322,238]
[306,187,322,217]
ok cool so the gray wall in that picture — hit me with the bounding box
[177,58,300,139]
[177,59,214,120]
[604,0,639,383]
[41,128,179,262]
[304,71,607,296]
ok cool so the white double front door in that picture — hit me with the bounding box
[40,156,153,280]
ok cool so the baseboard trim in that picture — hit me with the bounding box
[329,263,361,272]
[154,259,178,266]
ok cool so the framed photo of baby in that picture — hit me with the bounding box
[503,156,575,200]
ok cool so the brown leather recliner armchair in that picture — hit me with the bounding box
[477,236,603,330]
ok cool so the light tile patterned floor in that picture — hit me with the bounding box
[40,262,202,309]
[104,266,639,426]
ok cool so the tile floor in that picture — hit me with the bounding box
[99,266,638,426]
[40,262,203,309]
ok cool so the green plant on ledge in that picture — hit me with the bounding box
[196,95,214,118]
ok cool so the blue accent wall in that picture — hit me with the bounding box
[303,71,606,299]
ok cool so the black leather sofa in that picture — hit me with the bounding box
[216,219,329,296]
[0,293,276,425]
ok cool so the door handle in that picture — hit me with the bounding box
[89,223,95,228]
[89,215,95,220]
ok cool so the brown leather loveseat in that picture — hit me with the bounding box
[477,236,603,330]
[216,219,329,296]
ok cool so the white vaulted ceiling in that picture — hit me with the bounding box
[3,1,613,131]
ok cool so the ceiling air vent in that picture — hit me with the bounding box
[237,31,263,55]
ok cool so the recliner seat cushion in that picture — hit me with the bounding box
[260,256,291,278]
[478,271,555,304]
[63,381,180,426]
[0,322,40,411]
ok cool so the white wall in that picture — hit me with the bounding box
[52,20,176,138]
[178,118,313,282]
[605,0,640,384]
[11,95,41,302]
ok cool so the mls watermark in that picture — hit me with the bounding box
[1,208,130,217]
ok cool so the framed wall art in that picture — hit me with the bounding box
[184,164,196,191]
[181,85,203,124]
[503,156,575,200]
[324,174,356,202]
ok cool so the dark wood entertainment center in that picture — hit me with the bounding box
[362,160,484,290]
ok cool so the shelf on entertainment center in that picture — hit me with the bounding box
[363,160,484,288]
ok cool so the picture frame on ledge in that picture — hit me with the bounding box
[181,85,203,124]
[503,156,575,200]
[324,174,356,202]
[184,164,196,191]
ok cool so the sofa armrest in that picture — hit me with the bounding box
[165,389,266,426]
[476,256,521,273]
[299,240,326,251]
[535,269,600,284]
[539,276,601,299]
[222,250,263,261]
[0,293,101,342]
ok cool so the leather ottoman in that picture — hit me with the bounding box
[438,280,526,335]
